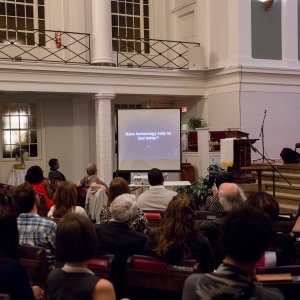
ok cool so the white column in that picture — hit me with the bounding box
[282,0,299,68]
[94,93,115,185]
[91,0,114,65]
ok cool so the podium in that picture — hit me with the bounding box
[229,138,258,183]
[222,130,258,183]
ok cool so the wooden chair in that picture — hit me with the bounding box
[87,255,114,279]
[88,255,128,299]
[19,244,49,288]
[143,210,165,228]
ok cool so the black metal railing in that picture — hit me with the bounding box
[0,28,90,65]
[116,37,200,70]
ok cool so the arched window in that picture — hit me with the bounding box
[1,102,39,159]
[111,0,150,53]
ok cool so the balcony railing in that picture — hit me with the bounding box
[115,37,200,70]
[0,28,90,65]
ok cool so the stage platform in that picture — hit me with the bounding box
[240,161,300,212]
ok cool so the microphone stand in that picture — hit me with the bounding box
[250,143,291,197]
[253,110,275,163]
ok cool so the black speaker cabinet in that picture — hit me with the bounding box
[280,148,300,164]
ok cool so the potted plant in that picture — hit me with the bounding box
[207,163,233,188]
[190,175,211,209]
[187,117,207,130]
[186,117,208,151]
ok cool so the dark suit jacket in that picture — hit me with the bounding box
[95,221,148,256]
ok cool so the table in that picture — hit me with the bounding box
[241,165,273,192]
[129,181,191,194]
[7,169,27,186]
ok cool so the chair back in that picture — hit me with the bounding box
[19,244,49,288]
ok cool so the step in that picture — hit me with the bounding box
[252,163,300,175]
[261,172,300,185]
[265,191,300,208]
[263,181,300,195]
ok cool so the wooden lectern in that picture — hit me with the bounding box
[225,130,258,183]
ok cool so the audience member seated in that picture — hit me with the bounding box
[246,192,295,265]
[47,213,116,300]
[48,181,87,219]
[199,183,246,241]
[204,182,225,212]
[48,158,66,182]
[99,177,149,233]
[25,165,54,210]
[147,193,215,272]
[0,205,43,300]
[14,183,56,267]
[182,206,284,300]
[95,194,148,257]
[76,163,108,192]
[137,168,177,211]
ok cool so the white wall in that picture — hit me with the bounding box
[207,91,241,130]
[241,91,300,160]
[0,94,95,184]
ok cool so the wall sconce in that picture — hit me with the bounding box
[262,0,275,11]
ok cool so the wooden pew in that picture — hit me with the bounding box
[19,244,49,288]
[126,255,198,300]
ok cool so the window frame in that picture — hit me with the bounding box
[0,0,46,47]
[111,0,151,54]
[0,101,41,161]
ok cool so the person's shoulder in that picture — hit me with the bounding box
[39,215,57,228]
[92,278,115,300]
[254,284,284,299]
[75,206,86,213]
[182,273,204,300]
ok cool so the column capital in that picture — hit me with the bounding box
[94,93,116,101]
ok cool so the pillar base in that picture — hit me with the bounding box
[91,62,116,67]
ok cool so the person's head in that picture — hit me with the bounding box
[156,193,195,257]
[13,182,36,214]
[86,163,98,176]
[148,168,164,186]
[53,181,78,218]
[108,177,131,205]
[246,192,279,222]
[218,183,246,212]
[0,206,19,260]
[220,206,272,264]
[25,165,44,184]
[49,158,59,170]
[55,212,96,263]
[110,193,137,223]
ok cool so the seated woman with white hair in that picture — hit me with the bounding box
[95,193,148,257]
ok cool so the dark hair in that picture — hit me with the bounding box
[246,192,279,221]
[56,213,96,263]
[156,193,196,258]
[148,168,164,186]
[220,206,272,263]
[13,182,36,214]
[0,206,19,260]
[49,158,58,169]
[53,181,78,218]
[108,177,131,205]
[25,165,44,184]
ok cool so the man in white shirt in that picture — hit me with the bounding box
[137,168,177,211]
